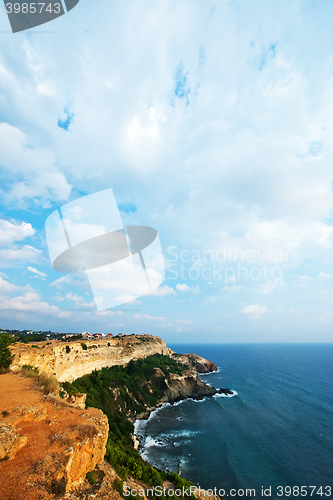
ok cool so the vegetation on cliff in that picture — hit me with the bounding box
[61,354,196,498]
[0,331,15,371]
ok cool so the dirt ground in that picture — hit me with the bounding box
[0,373,103,500]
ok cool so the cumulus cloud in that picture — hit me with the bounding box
[0,219,35,246]
[0,276,19,293]
[241,304,268,319]
[176,283,190,291]
[0,288,70,320]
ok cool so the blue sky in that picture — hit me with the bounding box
[1,0,333,343]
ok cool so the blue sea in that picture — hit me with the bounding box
[135,344,333,500]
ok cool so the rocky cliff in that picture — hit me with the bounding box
[10,335,172,382]
[0,373,109,500]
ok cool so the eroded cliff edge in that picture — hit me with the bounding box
[10,335,173,382]
[0,373,109,500]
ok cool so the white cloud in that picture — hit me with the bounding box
[0,219,35,246]
[176,283,190,291]
[50,275,72,289]
[65,292,95,308]
[318,272,330,279]
[52,295,65,302]
[0,245,42,265]
[0,289,70,319]
[27,266,47,278]
[259,280,286,294]
[134,313,165,320]
[0,276,19,293]
[0,123,72,207]
[241,304,268,319]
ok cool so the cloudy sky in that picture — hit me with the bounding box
[1,0,333,343]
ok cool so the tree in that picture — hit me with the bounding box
[0,332,15,369]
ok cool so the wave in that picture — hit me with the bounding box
[198,369,221,376]
[160,430,201,439]
[144,436,168,448]
[213,390,238,399]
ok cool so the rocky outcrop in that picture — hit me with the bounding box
[0,424,28,460]
[175,353,218,373]
[41,407,108,493]
[10,335,173,382]
[160,369,216,404]
[0,373,108,500]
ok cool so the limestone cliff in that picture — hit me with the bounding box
[10,335,172,382]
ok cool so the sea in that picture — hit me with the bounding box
[134,344,333,500]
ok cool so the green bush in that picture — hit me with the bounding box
[86,470,96,485]
[81,342,88,350]
[113,479,123,494]
[0,332,15,369]
[66,345,70,354]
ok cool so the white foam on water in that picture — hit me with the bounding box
[213,390,238,399]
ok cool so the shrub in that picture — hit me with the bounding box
[0,332,15,369]
[66,346,70,354]
[86,470,96,485]
[37,372,58,394]
[81,342,88,350]
[21,365,39,377]
[113,479,124,495]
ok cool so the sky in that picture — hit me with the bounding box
[1,0,333,343]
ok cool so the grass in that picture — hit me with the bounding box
[21,365,58,394]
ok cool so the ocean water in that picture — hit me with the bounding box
[135,344,333,500]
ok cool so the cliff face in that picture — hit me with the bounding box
[11,335,172,382]
[160,369,216,404]
[0,373,108,499]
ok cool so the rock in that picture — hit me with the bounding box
[0,424,28,460]
[174,353,218,373]
[12,404,47,422]
[218,388,233,395]
[189,355,218,373]
[66,393,87,409]
[41,408,109,492]
[160,370,216,404]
